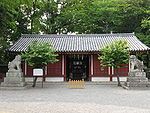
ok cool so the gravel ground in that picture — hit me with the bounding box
[0,82,150,113]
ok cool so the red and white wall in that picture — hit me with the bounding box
[91,55,129,82]
[22,54,129,82]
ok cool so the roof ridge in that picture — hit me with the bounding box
[74,33,134,36]
[21,33,134,38]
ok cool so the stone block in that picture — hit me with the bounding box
[1,72,26,87]
[128,71,146,77]
[127,77,148,82]
[125,71,150,88]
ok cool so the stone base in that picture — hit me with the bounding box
[128,71,146,77]
[125,81,150,87]
[125,71,150,87]
[0,71,26,87]
[127,76,148,82]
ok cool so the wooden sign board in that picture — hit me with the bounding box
[33,69,43,76]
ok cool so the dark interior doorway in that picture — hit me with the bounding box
[66,55,89,81]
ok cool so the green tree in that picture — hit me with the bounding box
[57,0,93,33]
[40,0,59,34]
[136,17,150,47]
[0,0,17,63]
[98,40,129,86]
[21,41,58,68]
[0,0,149,64]
[115,0,150,33]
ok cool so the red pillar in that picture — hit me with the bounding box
[62,54,65,81]
[89,54,94,81]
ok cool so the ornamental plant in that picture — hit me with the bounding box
[21,41,58,68]
[98,40,129,86]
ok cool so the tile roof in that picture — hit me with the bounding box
[8,33,150,53]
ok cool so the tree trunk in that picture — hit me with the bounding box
[116,68,121,86]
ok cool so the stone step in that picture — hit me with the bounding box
[26,81,120,85]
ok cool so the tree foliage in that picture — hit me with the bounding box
[98,40,129,86]
[21,41,58,68]
[0,0,149,64]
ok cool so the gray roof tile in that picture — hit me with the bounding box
[8,33,150,52]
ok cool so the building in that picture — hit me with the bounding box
[8,33,150,82]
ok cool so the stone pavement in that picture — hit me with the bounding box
[0,82,150,113]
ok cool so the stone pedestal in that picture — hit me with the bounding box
[1,70,26,88]
[125,71,150,87]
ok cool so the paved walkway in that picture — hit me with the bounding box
[0,82,150,113]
